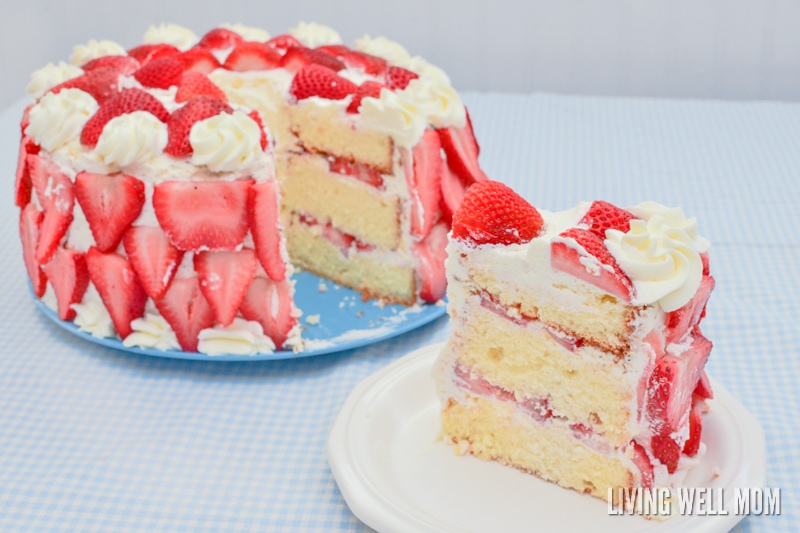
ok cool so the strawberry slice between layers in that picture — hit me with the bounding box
[41,248,90,321]
[405,129,444,239]
[27,154,75,264]
[248,180,287,281]
[155,276,216,352]
[328,155,384,188]
[239,276,297,349]
[74,171,145,252]
[85,247,147,338]
[194,249,258,327]
[20,204,47,297]
[412,220,449,302]
[153,179,252,252]
[122,225,185,301]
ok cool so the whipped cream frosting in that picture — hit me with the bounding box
[197,318,276,355]
[123,312,181,351]
[26,62,83,99]
[95,111,169,168]
[72,285,115,338]
[290,22,342,48]
[354,35,412,65]
[69,39,127,66]
[606,202,709,312]
[143,23,198,50]
[220,23,269,42]
[403,78,466,129]
[359,89,428,147]
[25,89,98,151]
[189,110,262,172]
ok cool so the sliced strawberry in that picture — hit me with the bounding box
[289,64,357,101]
[346,81,384,114]
[223,41,282,71]
[265,34,303,55]
[439,163,467,222]
[682,396,705,457]
[175,48,221,74]
[153,179,252,252]
[550,228,632,301]
[651,434,681,474]
[385,66,418,90]
[42,248,90,321]
[50,66,120,104]
[27,154,75,264]
[247,110,269,150]
[412,220,449,302]
[630,441,654,488]
[665,275,715,344]
[127,43,180,65]
[175,71,228,103]
[197,28,244,50]
[154,276,215,351]
[701,252,710,276]
[280,46,344,73]
[74,172,144,252]
[164,95,232,157]
[80,87,169,147]
[404,129,443,239]
[693,369,714,400]
[20,204,47,297]
[85,247,147,338]
[15,139,33,207]
[194,248,258,326]
[315,44,350,58]
[133,57,184,89]
[328,155,384,188]
[341,50,387,76]
[239,276,297,348]
[322,224,354,255]
[81,55,140,76]
[580,200,636,239]
[248,181,286,281]
[437,110,489,187]
[122,225,184,300]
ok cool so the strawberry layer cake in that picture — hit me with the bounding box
[15,22,487,355]
[434,181,715,506]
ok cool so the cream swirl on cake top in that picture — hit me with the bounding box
[355,35,412,65]
[189,110,262,172]
[25,89,98,151]
[143,23,199,50]
[220,23,270,42]
[26,62,83,99]
[95,111,169,168]
[290,22,342,47]
[403,78,466,129]
[69,39,126,66]
[359,88,428,147]
[605,202,709,312]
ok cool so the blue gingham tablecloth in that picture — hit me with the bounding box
[1,92,797,532]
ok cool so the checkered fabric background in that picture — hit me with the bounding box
[0,92,796,532]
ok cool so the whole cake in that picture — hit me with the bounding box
[434,181,714,504]
[15,22,487,355]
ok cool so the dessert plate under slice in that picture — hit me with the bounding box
[34,270,446,361]
[327,342,767,533]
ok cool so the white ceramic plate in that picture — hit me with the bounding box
[327,343,767,533]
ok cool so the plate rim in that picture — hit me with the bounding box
[327,342,768,533]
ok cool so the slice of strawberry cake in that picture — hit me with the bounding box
[434,181,715,506]
[16,22,487,355]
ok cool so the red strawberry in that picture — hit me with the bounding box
[328,156,384,188]
[74,171,145,252]
[289,64,357,101]
[154,276,215,351]
[85,247,147,338]
[265,34,303,55]
[41,248,90,321]
[123,225,184,300]
[194,249,258,326]
[164,95,232,157]
[315,44,350,58]
[223,41,282,71]
[20,204,47,297]
[247,110,269,150]
[452,180,544,245]
[197,28,244,50]
[580,200,636,239]
[550,228,632,300]
[683,396,705,457]
[437,110,489,187]
[405,129,443,239]
[693,370,714,400]
[239,276,297,348]
[50,66,120,104]
[651,434,681,474]
[15,140,33,207]
[175,71,228,103]
[133,57,184,89]
[153,179,252,252]
[630,441,654,489]
[701,252,710,276]
[412,220,449,302]
[665,275,715,344]
[248,181,287,281]
[341,50,387,76]
[439,164,467,222]
[27,154,75,264]
[82,55,140,76]
[80,88,170,147]
[320,224,375,255]
[346,81,384,114]
[127,44,180,65]
[175,48,221,74]
[385,66,418,90]
[280,46,344,73]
